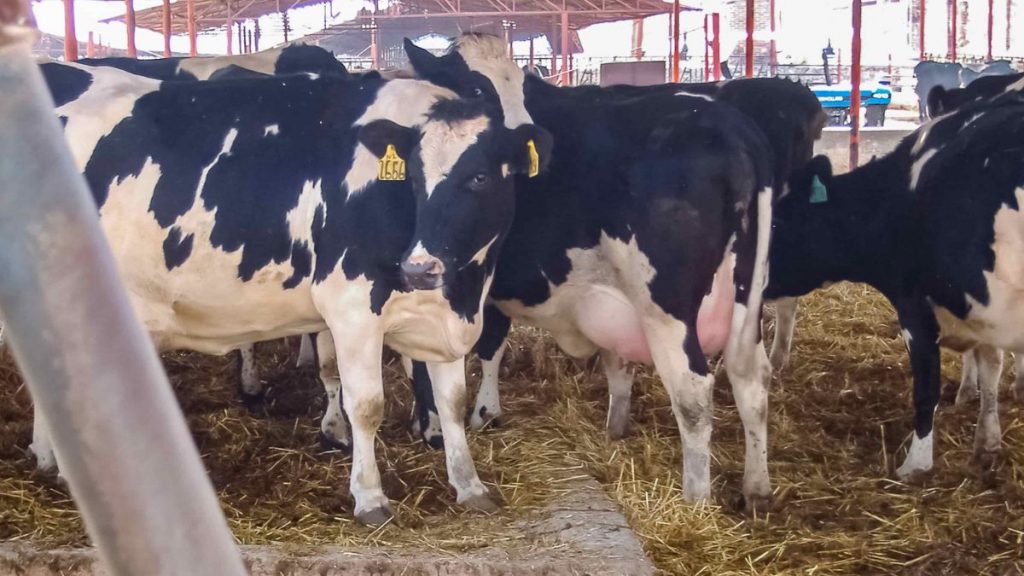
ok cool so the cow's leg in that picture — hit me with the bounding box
[331,328,390,525]
[30,401,57,472]
[426,359,497,511]
[973,344,1003,466]
[236,344,264,404]
[894,300,942,480]
[768,297,798,372]
[470,304,511,430]
[955,348,980,405]
[1013,353,1024,404]
[724,302,773,511]
[602,349,634,440]
[316,331,351,452]
[411,360,443,448]
[644,317,714,503]
[296,333,317,368]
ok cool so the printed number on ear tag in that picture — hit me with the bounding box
[378,144,406,182]
[527,139,540,178]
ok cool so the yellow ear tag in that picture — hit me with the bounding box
[526,139,540,178]
[378,144,406,182]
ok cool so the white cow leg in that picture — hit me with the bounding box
[426,359,497,512]
[725,304,773,511]
[237,344,263,403]
[601,349,634,440]
[768,297,798,373]
[30,401,57,472]
[644,318,713,503]
[332,328,391,525]
[296,333,317,368]
[316,331,351,451]
[470,344,506,430]
[973,344,1003,466]
[955,348,980,406]
[1013,353,1024,404]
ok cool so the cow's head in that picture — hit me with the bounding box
[404,33,533,129]
[358,99,552,297]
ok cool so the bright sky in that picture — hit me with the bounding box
[32,0,1023,62]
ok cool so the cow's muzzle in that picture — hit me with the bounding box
[401,257,445,290]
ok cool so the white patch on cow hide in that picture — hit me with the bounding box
[909,148,937,191]
[468,235,498,266]
[345,80,456,196]
[421,115,490,198]
[286,180,321,246]
[674,91,714,101]
[264,124,280,137]
[1007,75,1024,93]
[454,34,532,129]
[177,47,283,80]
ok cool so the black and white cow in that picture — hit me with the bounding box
[959,59,1017,88]
[927,71,1024,117]
[403,35,824,453]
[405,34,778,508]
[77,43,347,81]
[35,61,551,525]
[766,89,1024,479]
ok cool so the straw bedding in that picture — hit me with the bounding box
[1,283,1023,574]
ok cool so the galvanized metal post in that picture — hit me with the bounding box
[703,14,709,80]
[0,20,246,576]
[987,0,994,60]
[851,0,862,168]
[948,0,956,60]
[769,0,776,76]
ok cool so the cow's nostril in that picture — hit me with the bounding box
[401,258,445,289]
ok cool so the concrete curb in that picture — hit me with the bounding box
[0,479,657,576]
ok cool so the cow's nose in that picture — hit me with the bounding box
[401,258,445,290]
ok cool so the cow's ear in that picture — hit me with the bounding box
[505,124,553,178]
[358,120,417,161]
[404,38,439,78]
[927,85,948,117]
[789,155,833,203]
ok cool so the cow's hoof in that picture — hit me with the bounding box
[355,505,394,527]
[738,492,773,516]
[418,410,444,450]
[460,492,500,514]
[30,445,57,473]
[239,389,266,410]
[768,351,789,373]
[469,407,501,431]
[972,447,1000,470]
[895,466,931,485]
[318,431,352,454]
[606,402,631,440]
[424,431,444,450]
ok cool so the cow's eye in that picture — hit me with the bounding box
[469,173,489,188]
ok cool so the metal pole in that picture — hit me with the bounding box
[920,0,926,60]
[1008,0,1013,52]
[745,0,753,77]
[769,0,776,76]
[226,1,233,55]
[948,0,956,60]
[125,0,136,58]
[187,0,196,55]
[712,11,721,80]
[87,30,95,57]
[631,17,643,60]
[703,14,709,80]
[0,26,247,576]
[987,0,994,60]
[161,0,170,57]
[370,20,379,68]
[528,35,534,68]
[851,0,862,168]
[672,0,680,82]
[837,47,842,83]
[254,18,260,51]
[63,0,77,61]
[560,11,569,86]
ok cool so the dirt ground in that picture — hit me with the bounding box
[2,283,1024,575]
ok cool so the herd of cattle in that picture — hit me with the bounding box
[12,36,1024,526]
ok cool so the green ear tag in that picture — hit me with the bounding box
[809,175,828,204]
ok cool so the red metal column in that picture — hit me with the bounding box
[851,0,862,169]
[712,12,721,80]
[745,0,754,76]
[162,0,171,57]
[672,0,681,82]
[703,15,710,80]
[226,1,234,55]
[769,0,776,76]
[560,11,569,86]
[187,0,197,55]
[920,0,926,60]
[125,0,137,58]
[631,18,643,60]
[987,0,994,60]
[64,0,78,61]
[87,31,96,57]
[529,36,535,69]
